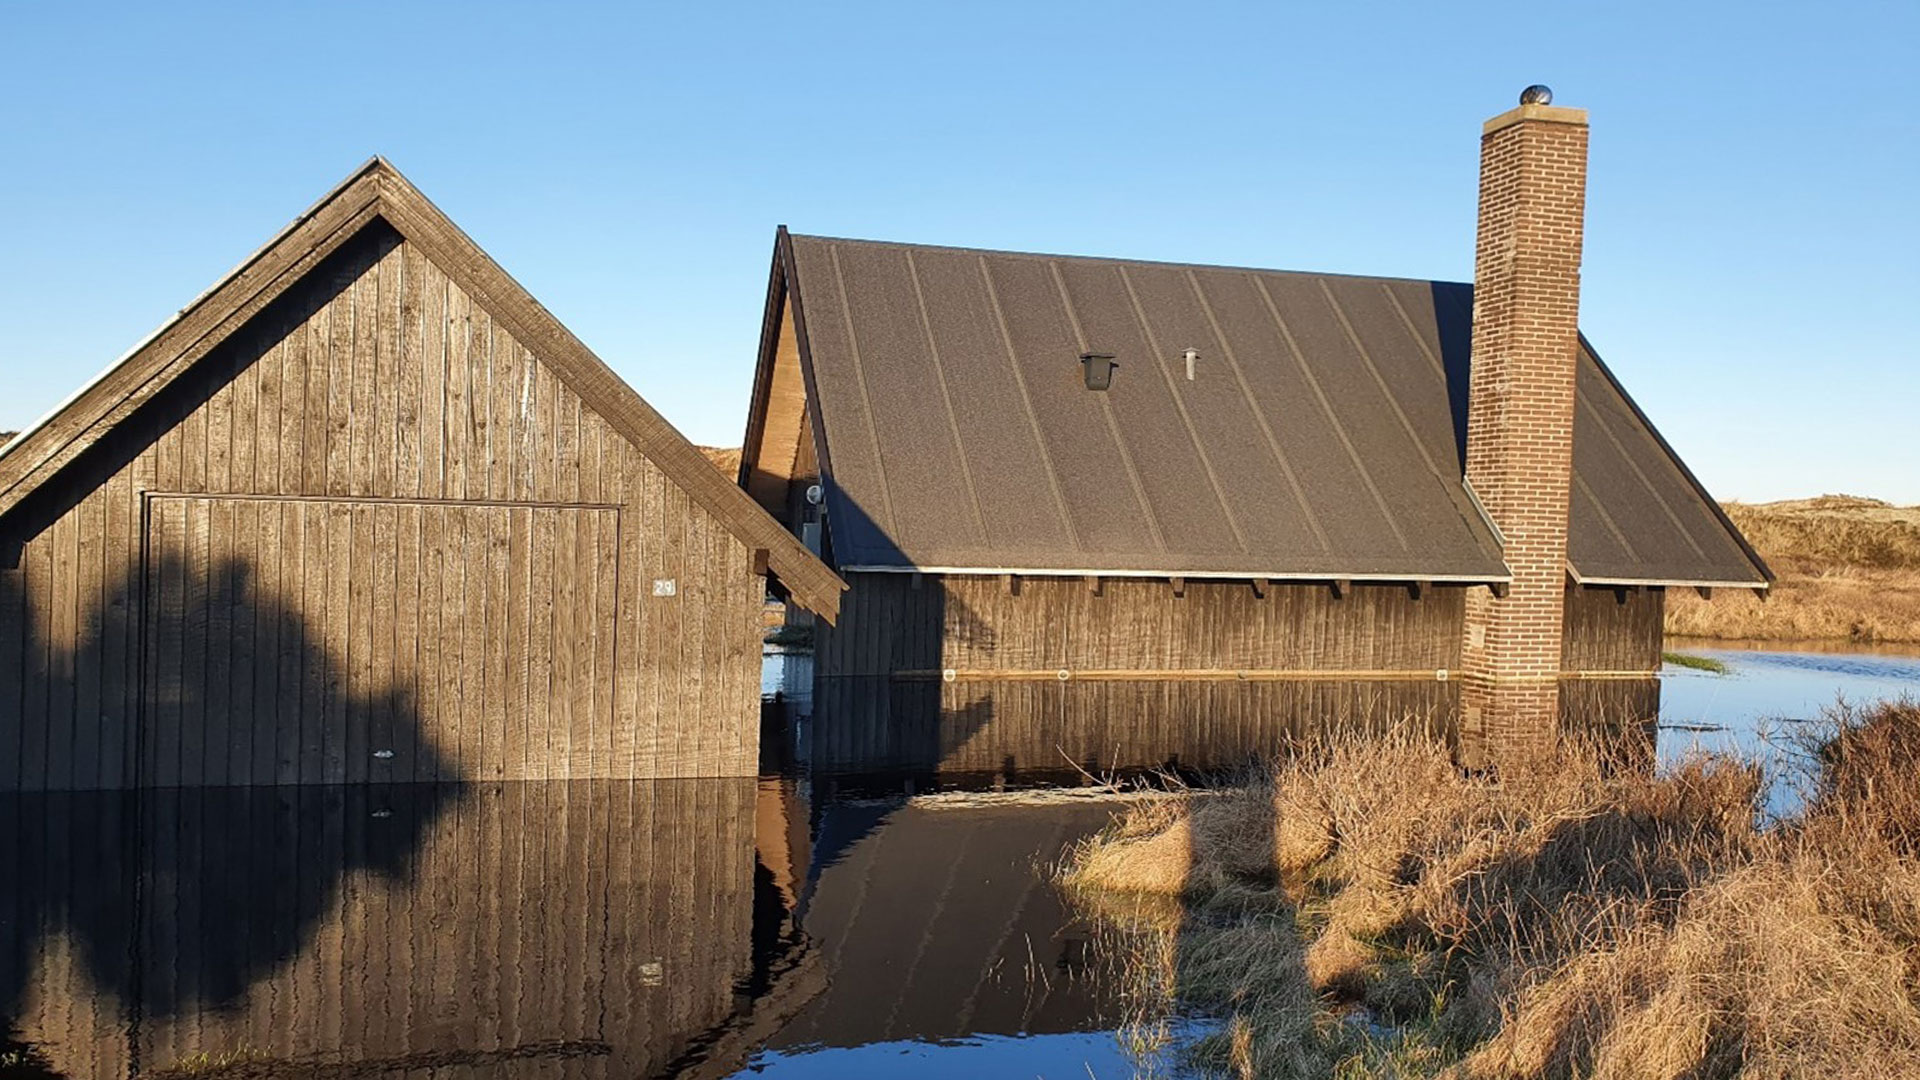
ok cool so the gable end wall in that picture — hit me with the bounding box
[0,223,764,790]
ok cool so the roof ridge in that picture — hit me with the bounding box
[785,232,1474,290]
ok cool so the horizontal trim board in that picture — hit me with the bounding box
[877,668,1662,684]
[841,566,1510,585]
[893,668,1457,683]
[143,491,623,512]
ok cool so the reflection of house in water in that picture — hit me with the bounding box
[0,780,758,1078]
[737,95,1771,780]
[697,781,1127,1072]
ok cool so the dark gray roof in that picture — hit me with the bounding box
[785,234,1768,587]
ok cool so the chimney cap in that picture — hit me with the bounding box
[1519,84,1553,105]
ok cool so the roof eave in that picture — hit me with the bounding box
[839,564,1513,586]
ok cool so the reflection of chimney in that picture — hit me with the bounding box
[1460,86,1589,768]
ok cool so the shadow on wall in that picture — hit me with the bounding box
[2,548,462,790]
[1430,280,1476,472]
[0,547,464,1068]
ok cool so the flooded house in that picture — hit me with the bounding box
[0,159,843,792]
[738,90,1771,779]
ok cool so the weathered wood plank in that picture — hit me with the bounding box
[528,506,556,781]
[568,507,597,779]
[322,501,352,784]
[482,503,509,780]
[251,497,282,785]
[282,500,313,786]
[503,505,532,781]
[550,508,578,780]
[323,283,352,497]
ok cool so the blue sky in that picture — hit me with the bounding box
[2,2,1914,502]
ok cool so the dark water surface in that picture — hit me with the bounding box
[0,776,1150,1078]
[6,644,1915,1078]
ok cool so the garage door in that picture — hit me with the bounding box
[141,495,619,786]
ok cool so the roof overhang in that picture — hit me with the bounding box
[841,565,1511,585]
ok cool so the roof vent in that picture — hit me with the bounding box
[1519,84,1553,105]
[1080,352,1117,391]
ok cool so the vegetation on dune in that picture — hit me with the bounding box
[1668,496,1920,643]
[1061,701,1920,1079]
[696,444,743,476]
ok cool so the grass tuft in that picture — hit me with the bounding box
[1062,701,1920,1079]
[1662,651,1732,674]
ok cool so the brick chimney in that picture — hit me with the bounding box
[1460,86,1589,769]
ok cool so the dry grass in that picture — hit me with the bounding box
[696,444,742,476]
[1061,702,1920,1079]
[1668,496,1920,643]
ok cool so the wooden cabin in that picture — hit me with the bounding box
[737,96,1770,779]
[0,160,843,791]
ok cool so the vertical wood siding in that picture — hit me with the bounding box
[1559,583,1664,745]
[0,779,756,1079]
[812,574,1463,777]
[0,223,765,789]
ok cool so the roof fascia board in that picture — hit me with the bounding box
[0,160,846,620]
[0,159,388,468]
[1567,570,1772,590]
[0,171,386,514]
[840,565,1511,585]
[775,229,838,516]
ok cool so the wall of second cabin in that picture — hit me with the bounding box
[804,574,1666,779]
[1558,582,1666,754]
[808,573,1467,778]
[0,221,765,791]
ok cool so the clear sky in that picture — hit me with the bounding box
[2,2,1914,503]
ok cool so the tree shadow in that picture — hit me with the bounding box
[0,541,462,1066]
[2,779,768,1079]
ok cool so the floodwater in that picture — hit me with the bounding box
[3,643,1915,1079]
[1658,638,1920,813]
[0,769,1157,1078]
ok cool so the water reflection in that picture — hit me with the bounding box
[15,644,1905,1078]
[2,780,758,1078]
[1,773,1145,1078]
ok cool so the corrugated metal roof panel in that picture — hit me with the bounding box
[786,234,1766,587]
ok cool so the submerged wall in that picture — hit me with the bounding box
[802,574,1664,780]
[808,573,1467,779]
